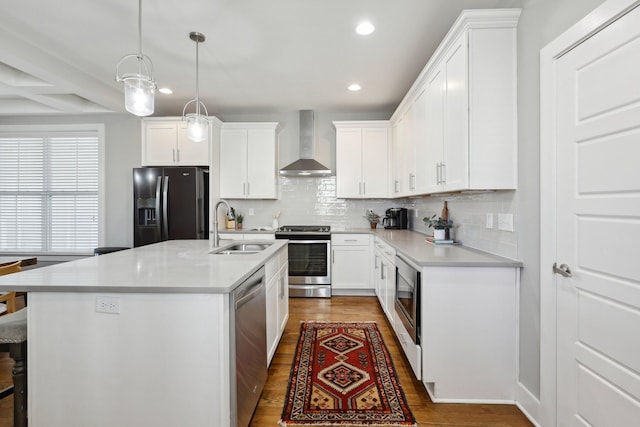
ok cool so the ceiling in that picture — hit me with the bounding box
[0,0,521,118]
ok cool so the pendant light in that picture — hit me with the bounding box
[182,32,209,142]
[115,0,156,116]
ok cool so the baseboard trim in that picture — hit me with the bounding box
[330,288,376,296]
[516,381,541,427]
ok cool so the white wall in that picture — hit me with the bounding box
[516,0,607,399]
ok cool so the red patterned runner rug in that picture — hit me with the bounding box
[279,321,417,427]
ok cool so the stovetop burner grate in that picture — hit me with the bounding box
[277,225,331,233]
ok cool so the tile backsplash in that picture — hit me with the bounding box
[224,176,518,259]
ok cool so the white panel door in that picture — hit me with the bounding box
[144,123,177,166]
[336,128,363,198]
[555,6,640,426]
[246,128,276,198]
[362,127,389,198]
[425,67,444,193]
[219,128,247,198]
[412,86,429,194]
[443,37,468,192]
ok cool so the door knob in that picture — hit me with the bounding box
[553,262,572,278]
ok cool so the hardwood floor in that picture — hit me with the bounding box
[251,296,533,427]
[0,296,533,426]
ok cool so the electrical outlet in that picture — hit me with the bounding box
[498,213,514,232]
[96,296,121,314]
[248,208,254,216]
[486,213,494,229]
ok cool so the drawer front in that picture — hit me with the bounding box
[374,238,396,261]
[332,234,371,246]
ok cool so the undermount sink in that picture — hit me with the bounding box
[211,242,273,255]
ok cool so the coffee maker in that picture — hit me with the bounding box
[382,208,408,229]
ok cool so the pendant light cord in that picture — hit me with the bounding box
[137,0,143,58]
[195,37,200,116]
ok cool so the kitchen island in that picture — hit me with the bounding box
[0,239,288,427]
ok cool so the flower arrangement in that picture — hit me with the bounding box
[364,210,381,228]
[423,214,453,230]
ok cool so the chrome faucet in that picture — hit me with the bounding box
[213,199,235,247]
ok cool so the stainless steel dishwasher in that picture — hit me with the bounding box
[231,266,267,427]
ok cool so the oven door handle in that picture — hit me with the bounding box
[281,239,330,244]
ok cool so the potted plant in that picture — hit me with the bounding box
[364,210,381,229]
[423,215,453,240]
[236,213,244,230]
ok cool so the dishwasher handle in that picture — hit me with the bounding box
[235,272,265,310]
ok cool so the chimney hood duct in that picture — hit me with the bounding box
[279,110,332,176]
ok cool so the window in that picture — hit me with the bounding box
[0,125,104,254]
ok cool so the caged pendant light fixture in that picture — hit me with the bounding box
[182,32,209,142]
[115,0,156,116]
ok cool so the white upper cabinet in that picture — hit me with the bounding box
[334,121,390,199]
[219,123,279,199]
[142,117,211,166]
[424,68,445,194]
[391,9,520,196]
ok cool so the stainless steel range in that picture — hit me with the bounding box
[275,225,331,298]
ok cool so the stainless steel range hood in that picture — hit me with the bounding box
[279,110,332,176]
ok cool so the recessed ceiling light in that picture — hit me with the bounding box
[158,87,173,95]
[348,84,362,92]
[355,21,375,36]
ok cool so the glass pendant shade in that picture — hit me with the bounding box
[115,0,156,117]
[183,32,209,142]
[185,113,208,142]
[123,75,155,116]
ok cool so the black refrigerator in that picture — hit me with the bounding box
[133,167,209,247]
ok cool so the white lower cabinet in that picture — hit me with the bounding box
[373,238,396,325]
[421,266,518,403]
[331,234,372,294]
[265,245,288,365]
[393,308,422,380]
[370,237,519,403]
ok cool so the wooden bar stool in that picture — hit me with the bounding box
[0,261,27,427]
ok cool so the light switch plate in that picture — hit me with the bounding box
[486,213,494,229]
[498,214,514,232]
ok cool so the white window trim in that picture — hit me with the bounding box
[0,123,106,256]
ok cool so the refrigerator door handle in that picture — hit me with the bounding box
[162,175,169,240]
[155,176,162,240]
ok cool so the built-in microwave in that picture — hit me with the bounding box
[395,255,420,344]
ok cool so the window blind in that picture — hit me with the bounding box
[0,132,99,253]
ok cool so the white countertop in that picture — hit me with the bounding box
[0,239,288,294]
[333,228,522,268]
